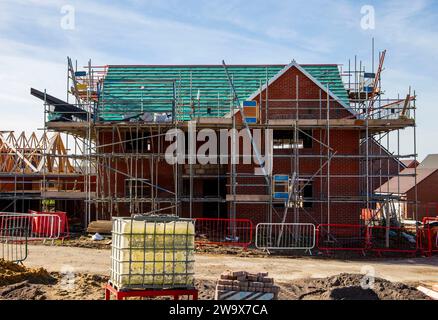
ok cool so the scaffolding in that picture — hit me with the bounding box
[30,47,418,234]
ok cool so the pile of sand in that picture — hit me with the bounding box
[0,259,56,300]
[0,259,54,287]
[0,260,108,300]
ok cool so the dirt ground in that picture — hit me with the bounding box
[0,260,427,300]
[22,245,438,283]
[0,260,108,300]
[1,244,436,300]
[44,236,269,255]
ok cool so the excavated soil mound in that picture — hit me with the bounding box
[278,273,427,300]
[0,259,55,287]
[0,264,109,300]
[322,286,379,300]
[0,281,47,300]
[0,259,56,300]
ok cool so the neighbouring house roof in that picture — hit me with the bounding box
[362,137,407,170]
[419,154,438,169]
[375,167,438,195]
[99,64,350,121]
[401,159,419,168]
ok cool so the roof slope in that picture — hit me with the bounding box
[99,64,349,121]
[401,159,419,168]
[375,167,438,194]
[419,154,438,169]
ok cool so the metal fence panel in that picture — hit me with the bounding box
[195,218,253,248]
[0,213,62,240]
[0,227,28,263]
[418,217,438,256]
[255,223,315,250]
[368,226,418,254]
[316,224,368,251]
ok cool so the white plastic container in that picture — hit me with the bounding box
[110,216,195,290]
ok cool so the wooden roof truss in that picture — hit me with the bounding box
[0,132,75,174]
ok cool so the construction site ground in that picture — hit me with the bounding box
[0,243,436,300]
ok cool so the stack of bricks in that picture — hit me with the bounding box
[215,270,280,299]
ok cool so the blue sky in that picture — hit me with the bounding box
[0,0,437,159]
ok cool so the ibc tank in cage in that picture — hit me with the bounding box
[110,215,195,290]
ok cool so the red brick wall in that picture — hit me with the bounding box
[406,170,438,220]
[0,176,88,192]
[231,66,362,226]
[231,128,361,226]
[252,66,352,122]
[360,139,405,196]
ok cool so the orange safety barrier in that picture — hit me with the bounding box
[316,224,368,252]
[28,210,70,240]
[368,226,417,255]
[419,217,438,257]
[419,203,438,218]
[317,224,419,256]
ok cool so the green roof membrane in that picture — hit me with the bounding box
[99,64,350,121]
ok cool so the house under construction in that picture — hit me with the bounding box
[0,131,88,225]
[3,50,418,232]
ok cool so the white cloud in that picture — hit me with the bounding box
[0,47,65,136]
